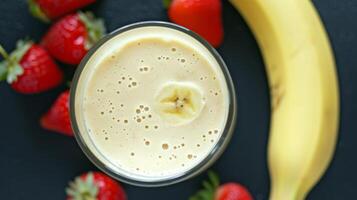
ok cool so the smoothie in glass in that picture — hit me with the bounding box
[70,22,236,186]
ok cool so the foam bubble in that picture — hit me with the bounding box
[162,143,169,150]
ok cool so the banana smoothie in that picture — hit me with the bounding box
[72,23,235,184]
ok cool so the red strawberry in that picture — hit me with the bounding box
[166,0,224,47]
[66,172,127,200]
[0,40,63,94]
[28,0,96,22]
[40,90,73,136]
[216,183,253,200]
[41,12,106,65]
[190,171,253,200]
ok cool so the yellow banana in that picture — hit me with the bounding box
[229,0,340,199]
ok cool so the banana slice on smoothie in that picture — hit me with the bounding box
[154,82,205,125]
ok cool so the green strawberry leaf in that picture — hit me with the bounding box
[79,11,106,50]
[10,40,32,62]
[203,180,213,191]
[208,171,220,188]
[66,172,98,200]
[28,0,50,23]
[7,63,23,83]
[0,40,31,83]
[0,61,8,81]
[189,171,220,200]
[163,0,173,9]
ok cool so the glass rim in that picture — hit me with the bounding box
[70,21,237,187]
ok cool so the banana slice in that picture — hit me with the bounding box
[154,82,205,125]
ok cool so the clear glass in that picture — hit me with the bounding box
[70,21,237,187]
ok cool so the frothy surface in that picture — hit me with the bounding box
[75,26,230,181]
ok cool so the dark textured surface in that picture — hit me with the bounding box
[0,0,356,199]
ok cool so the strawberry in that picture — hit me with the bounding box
[66,172,127,200]
[28,0,96,22]
[190,171,253,200]
[41,12,106,65]
[216,183,253,200]
[40,90,73,136]
[165,0,224,47]
[0,40,63,94]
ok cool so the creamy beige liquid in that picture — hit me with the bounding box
[75,26,230,181]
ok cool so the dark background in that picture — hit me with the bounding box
[0,0,356,199]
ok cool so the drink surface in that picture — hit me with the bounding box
[77,26,230,180]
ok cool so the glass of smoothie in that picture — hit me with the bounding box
[70,21,237,187]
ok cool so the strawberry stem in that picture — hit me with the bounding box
[0,45,10,60]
